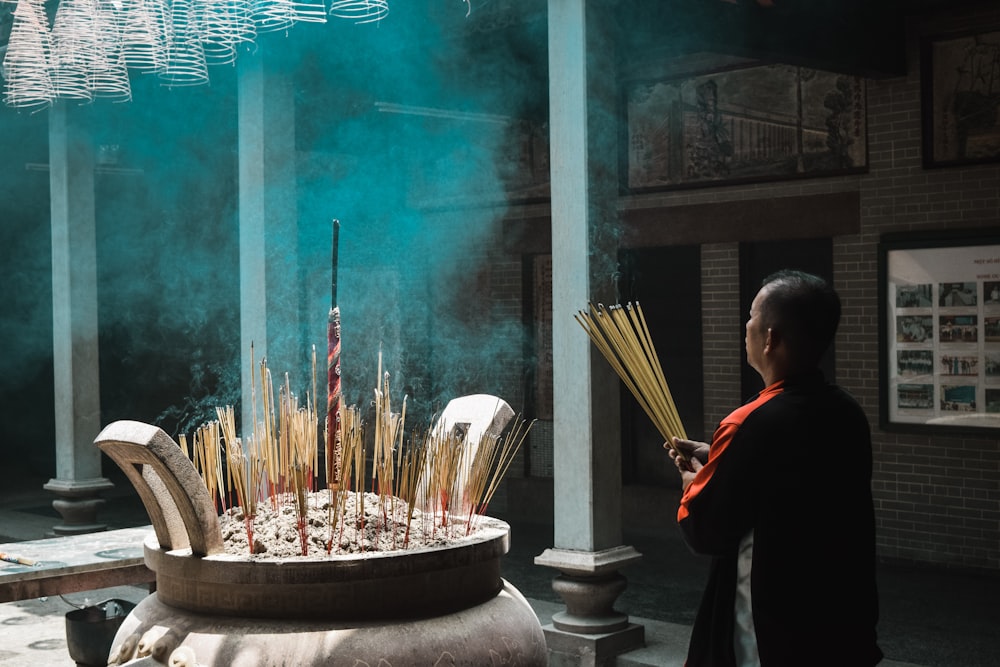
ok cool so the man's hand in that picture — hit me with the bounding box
[665,437,709,492]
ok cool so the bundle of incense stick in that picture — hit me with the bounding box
[279,372,318,490]
[332,403,366,551]
[396,438,427,548]
[291,462,311,555]
[256,358,281,502]
[217,405,240,503]
[426,425,466,530]
[219,405,263,554]
[576,302,688,460]
[372,355,406,549]
[326,403,362,553]
[225,439,262,554]
[192,420,226,511]
[464,417,535,533]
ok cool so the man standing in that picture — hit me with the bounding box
[669,270,882,666]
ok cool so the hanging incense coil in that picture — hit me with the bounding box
[159,0,208,86]
[87,0,132,102]
[3,0,55,110]
[49,0,97,102]
[329,0,388,24]
[252,0,297,34]
[201,0,256,67]
[120,0,171,73]
[292,0,328,25]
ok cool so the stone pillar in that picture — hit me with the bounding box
[46,102,113,534]
[238,41,300,435]
[536,1,644,664]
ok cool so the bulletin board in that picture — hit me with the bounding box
[879,231,1000,432]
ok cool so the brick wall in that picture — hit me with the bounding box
[700,243,742,433]
[845,8,1000,571]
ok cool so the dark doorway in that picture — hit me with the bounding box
[618,246,703,486]
[739,238,834,399]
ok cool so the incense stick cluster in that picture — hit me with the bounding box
[575,302,688,459]
[182,349,320,555]
[180,348,533,557]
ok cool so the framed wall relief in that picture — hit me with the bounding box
[624,63,867,191]
[921,29,1000,168]
[879,231,1000,433]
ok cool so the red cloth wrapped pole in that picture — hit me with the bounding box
[326,220,342,489]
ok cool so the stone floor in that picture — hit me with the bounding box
[501,519,1000,667]
[1,474,998,666]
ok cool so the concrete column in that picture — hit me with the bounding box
[535,1,644,664]
[238,43,301,436]
[45,102,113,534]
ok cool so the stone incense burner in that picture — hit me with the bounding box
[95,420,547,667]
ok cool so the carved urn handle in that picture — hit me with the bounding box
[95,420,224,556]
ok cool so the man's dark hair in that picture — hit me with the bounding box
[758,270,841,367]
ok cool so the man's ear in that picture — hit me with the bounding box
[764,327,780,351]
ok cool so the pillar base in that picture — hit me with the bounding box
[535,545,645,665]
[44,477,114,535]
[543,622,645,667]
[551,572,629,633]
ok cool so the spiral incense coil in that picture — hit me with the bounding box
[158,0,208,87]
[292,0,329,25]
[3,0,55,110]
[329,0,389,24]
[120,0,171,73]
[49,0,98,102]
[201,0,256,67]
[252,0,297,34]
[88,0,132,102]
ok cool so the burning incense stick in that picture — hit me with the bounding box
[0,552,37,566]
[576,302,688,460]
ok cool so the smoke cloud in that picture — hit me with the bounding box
[0,2,548,461]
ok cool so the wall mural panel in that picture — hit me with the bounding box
[625,64,867,191]
[921,28,1000,167]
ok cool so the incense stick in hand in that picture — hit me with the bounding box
[576,302,689,461]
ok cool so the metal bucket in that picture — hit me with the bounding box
[65,599,136,667]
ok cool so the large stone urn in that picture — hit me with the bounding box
[95,420,547,667]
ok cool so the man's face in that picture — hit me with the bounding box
[745,286,771,375]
